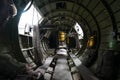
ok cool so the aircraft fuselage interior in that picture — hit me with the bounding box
[0,0,120,80]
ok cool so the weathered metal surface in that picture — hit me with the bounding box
[52,58,73,80]
[36,57,54,74]
[70,54,99,80]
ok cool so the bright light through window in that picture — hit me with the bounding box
[74,23,84,39]
[18,4,43,36]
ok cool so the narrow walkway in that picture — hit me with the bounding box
[52,58,72,80]
[35,49,99,80]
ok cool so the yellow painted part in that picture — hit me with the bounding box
[60,37,65,41]
[88,40,94,47]
[59,31,66,41]
[60,31,65,35]
[61,34,65,38]
[87,36,94,48]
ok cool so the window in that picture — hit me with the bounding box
[74,23,84,39]
[18,4,43,36]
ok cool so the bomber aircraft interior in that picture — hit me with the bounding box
[0,0,120,80]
